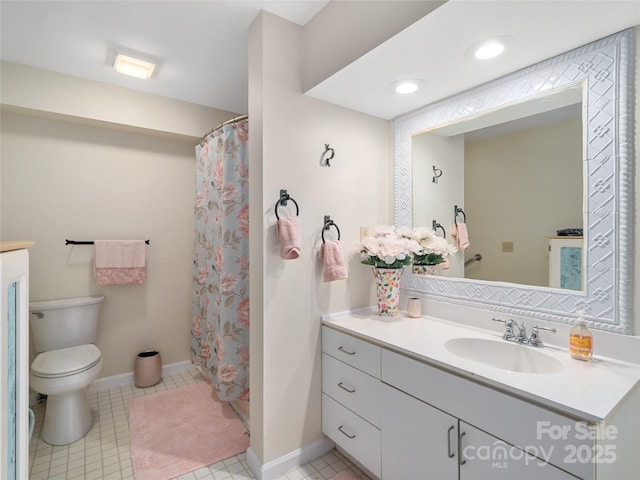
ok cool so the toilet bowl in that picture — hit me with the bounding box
[30,345,103,445]
[29,296,104,445]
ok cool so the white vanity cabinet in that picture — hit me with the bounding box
[382,381,576,480]
[321,323,614,480]
[321,327,381,478]
[381,382,458,479]
[382,348,591,480]
[1,243,32,480]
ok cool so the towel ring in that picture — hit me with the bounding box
[454,205,466,224]
[322,221,341,243]
[275,189,299,220]
[432,220,446,239]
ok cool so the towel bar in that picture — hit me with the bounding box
[65,239,150,245]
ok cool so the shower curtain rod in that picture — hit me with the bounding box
[200,114,248,143]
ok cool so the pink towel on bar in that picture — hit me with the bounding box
[277,217,301,260]
[94,240,146,286]
[455,222,470,251]
[321,240,348,282]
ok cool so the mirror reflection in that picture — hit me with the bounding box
[412,85,584,290]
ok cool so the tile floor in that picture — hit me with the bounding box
[28,368,370,480]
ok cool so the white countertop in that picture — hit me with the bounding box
[322,310,640,423]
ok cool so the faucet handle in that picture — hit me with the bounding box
[529,325,557,347]
[492,317,512,326]
[492,317,516,339]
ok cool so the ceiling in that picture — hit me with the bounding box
[1,1,639,120]
[306,0,640,119]
[0,0,329,114]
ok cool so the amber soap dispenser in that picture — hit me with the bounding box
[569,314,593,361]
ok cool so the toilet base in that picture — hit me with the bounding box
[41,389,93,445]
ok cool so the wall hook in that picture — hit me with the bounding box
[322,144,335,167]
[432,165,443,183]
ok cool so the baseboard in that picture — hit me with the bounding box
[88,360,193,393]
[246,437,335,480]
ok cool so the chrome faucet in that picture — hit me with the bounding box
[492,317,556,347]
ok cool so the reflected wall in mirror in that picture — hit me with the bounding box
[395,29,633,333]
[412,87,584,289]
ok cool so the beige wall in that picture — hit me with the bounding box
[464,117,583,287]
[302,0,445,91]
[249,11,391,465]
[0,112,194,376]
[0,64,240,377]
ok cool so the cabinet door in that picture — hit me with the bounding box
[382,383,458,480]
[459,422,577,480]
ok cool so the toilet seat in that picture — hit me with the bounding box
[31,344,102,378]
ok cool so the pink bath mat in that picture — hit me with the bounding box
[129,382,249,480]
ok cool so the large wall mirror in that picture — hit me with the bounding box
[395,29,633,333]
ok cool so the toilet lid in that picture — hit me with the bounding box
[31,344,102,378]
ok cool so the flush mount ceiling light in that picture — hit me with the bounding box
[389,79,426,95]
[113,52,157,79]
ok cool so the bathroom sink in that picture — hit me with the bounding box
[444,337,563,374]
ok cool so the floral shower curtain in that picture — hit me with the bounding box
[192,118,249,402]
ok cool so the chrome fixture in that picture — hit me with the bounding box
[492,317,556,348]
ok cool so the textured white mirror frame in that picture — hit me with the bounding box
[394,29,633,334]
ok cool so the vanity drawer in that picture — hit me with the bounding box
[322,393,381,478]
[382,348,594,480]
[322,353,381,427]
[322,326,380,378]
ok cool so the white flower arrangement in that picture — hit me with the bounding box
[357,226,421,269]
[398,226,457,265]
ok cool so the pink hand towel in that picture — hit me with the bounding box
[438,258,450,270]
[277,216,301,260]
[455,222,470,251]
[94,240,146,286]
[321,240,348,282]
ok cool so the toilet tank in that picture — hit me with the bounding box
[29,296,104,352]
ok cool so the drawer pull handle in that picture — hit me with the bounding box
[338,425,356,439]
[447,425,455,458]
[459,431,467,466]
[338,346,356,355]
[338,382,356,393]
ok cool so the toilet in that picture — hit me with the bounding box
[29,296,104,445]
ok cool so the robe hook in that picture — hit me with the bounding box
[432,165,443,183]
[323,144,335,167]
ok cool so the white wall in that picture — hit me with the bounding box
[412,132,465,277]
[249,11,391,466]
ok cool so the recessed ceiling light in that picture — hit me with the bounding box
[465,36,513,61]
[113,52,157,79]
[389,79,425,95]
[474,41,505,60]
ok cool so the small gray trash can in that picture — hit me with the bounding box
[134,350,162,387]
